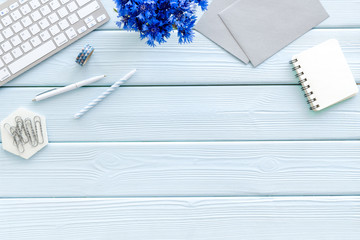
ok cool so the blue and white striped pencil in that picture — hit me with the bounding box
[74,69,136,119]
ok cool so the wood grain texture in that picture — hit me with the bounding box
[4,29,360,87]
[100,0,360,30]
[1,86,359,142]
[0,197,359,240]
[0,0,359,237]
[0,142,360,197]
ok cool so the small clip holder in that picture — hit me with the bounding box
[0,108,48,159]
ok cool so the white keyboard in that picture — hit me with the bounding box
[0,0,109,86]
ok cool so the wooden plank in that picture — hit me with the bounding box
[100,0,360,30]
[0,197,359,240]
[4,29,360,87]
[1,86,359,142]
[1,142,360,197]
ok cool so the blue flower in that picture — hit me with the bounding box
[113,0,208,46]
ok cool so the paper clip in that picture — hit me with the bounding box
[25,118,38,147]
[3,123,19,147]
[11,126,25,153]
[34,116,44,144]
[15,116,29,144]
[4,124,25,153]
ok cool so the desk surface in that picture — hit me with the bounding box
[1,0,360,239]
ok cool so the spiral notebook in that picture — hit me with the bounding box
[291,39,358,111]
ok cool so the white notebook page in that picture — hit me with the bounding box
[292,39,358,111]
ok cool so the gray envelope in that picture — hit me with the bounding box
[219,0,329,67]
[194,0,250,64]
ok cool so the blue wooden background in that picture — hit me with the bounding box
[1,0,360,239]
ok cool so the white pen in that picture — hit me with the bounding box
[32,75,106,102]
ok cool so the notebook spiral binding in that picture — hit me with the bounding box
[289,59,320,110]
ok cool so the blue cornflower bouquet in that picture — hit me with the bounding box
[113,0,208,46]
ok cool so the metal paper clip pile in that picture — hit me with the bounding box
[3,116,44,153]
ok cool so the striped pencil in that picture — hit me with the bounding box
[74,69,137,119]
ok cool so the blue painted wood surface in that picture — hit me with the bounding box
[0,0,360,239]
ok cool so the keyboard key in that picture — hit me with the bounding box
[10,10,22,21]
[3,28,14,38]
[1,16,12,27]
[21,16,32,27]
[0,8,9,16]
[0,34,4,42]
[30,10,41,21]
[65,27,76,39]
[11,47,23,58]
[77,1,99,19]
[97,14,106,23]
[76,0,90,7]
[29,23,40,35]
[29,0,41,9]
[9,40,56,74]
[58,19,69,30]
[30,36,41,47]
[40,0,49,3]
[49,25,60,35]
[0,59,4,68]
[58,7,69,18]
[54,33,67,46]
[40,30,50,41]
[10,35,21,46]
[84,15,93,24]
[39,18,50,29]
[68,13,79,24]
[48,12,59,23]
[20,41,32,52]
[0,68,11,81]
[3,53,14,64]
[12,22,23,33]
[1,41,12,52]
[67,1,78,12]
[19,0,28,4]
[60,0,70,3]
[77,25,86,34]
[87,20,96,28]
[49,0,61,10]
[40,5,51,16]
[20,29,31,40]
[9,2,19,10]
[0,23,3,30]
[20,4,31,15]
